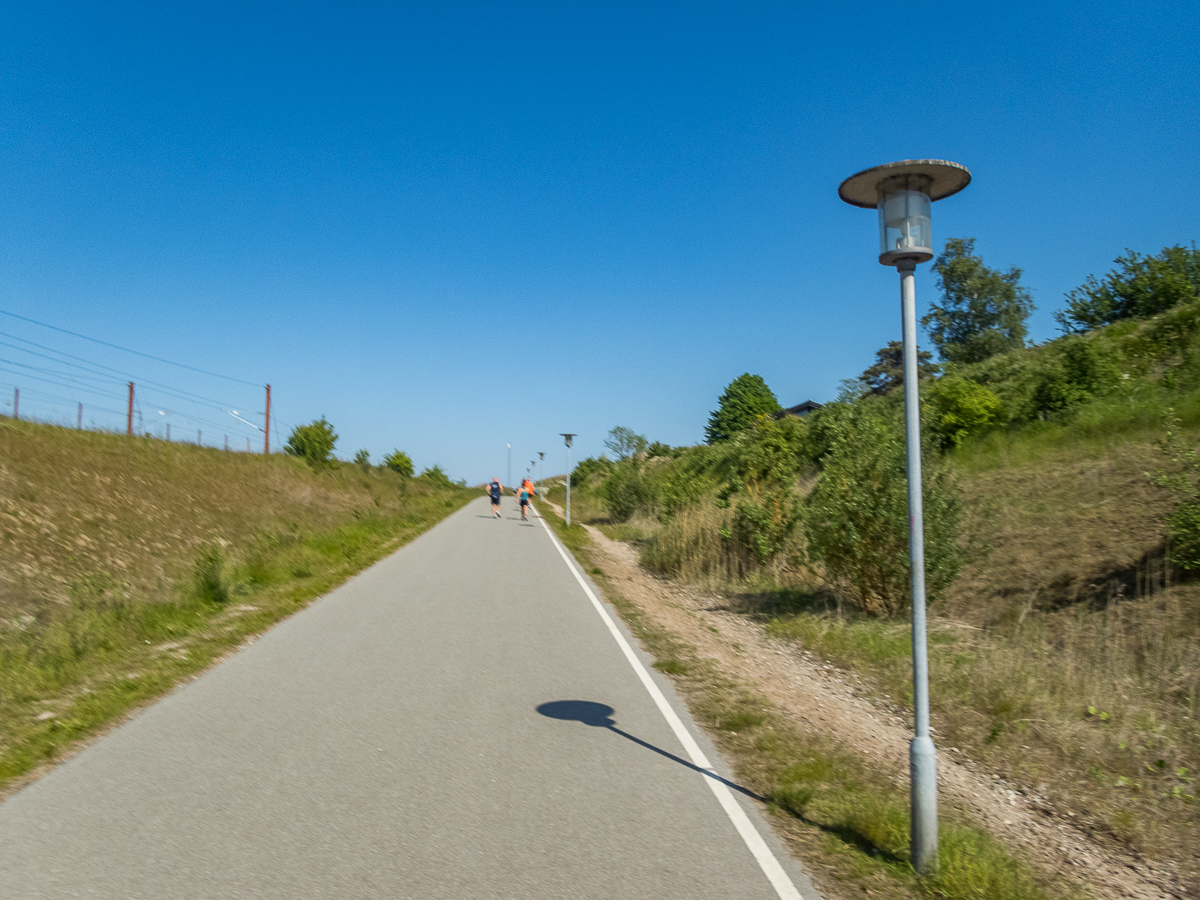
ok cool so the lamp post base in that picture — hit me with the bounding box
[910,735,939,874]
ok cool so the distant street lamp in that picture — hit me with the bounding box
[838,159,971,876]
[538,451,545,484]
[560,434,576,526]
[507,443,512,488]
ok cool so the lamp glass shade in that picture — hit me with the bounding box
[877,173,933,265]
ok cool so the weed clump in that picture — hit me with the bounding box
[192,545,229,604]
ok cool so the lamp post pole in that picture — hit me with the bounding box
[507,443,511,489]
[560,434,576,526]
[538,451,544,484]
[898,256,938,871]
[839,159,970,875]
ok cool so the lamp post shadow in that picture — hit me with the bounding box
[535,700,767,804]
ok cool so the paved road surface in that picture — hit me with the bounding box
[0,496,817,899]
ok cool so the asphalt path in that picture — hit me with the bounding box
[0,495,817,899]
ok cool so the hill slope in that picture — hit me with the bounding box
[0,419,473,791]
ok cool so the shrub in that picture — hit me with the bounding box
[925,376,1007,449]
[383,449,414,477]
[284,417,338,469]
[571,454,615,487]
[417,465,454,489]
[731,492,800,564]
[722,415,807,563]
[1028,337,1118,419]
[192,544,229,604]
[600,460,658,523]
[646,440,675,459]
[1150,411,1200,571]
[353,449,371,471]
[804,406,964,616]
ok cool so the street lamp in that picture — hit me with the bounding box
[507,443,511,488]
[838,159,970,875]
[560,434,576,526]
[538,451,544,484]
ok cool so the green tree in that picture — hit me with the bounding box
[1055,244,1200,333]
[922,238,1035,364]
[354,449,371,471]
[705,373,782,444]
[859,340,939,396]
[604,426,648,461]
[285,417,338,469]
[804,406,963,616]
[383,449,414,477]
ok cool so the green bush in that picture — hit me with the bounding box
[600,460,659,523]
[1027,337,1118,419]
[925,376,1007,449]
[721,415,807,563]
[571,454,615,487]
[804,406,964,616]
[284,417,338,469]
[383,449,414,477]
[192,545,229,604]
[731,492,800,564]
[417,465,454,489]
[1150,411,1200,571]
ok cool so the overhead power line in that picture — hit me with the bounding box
[0,308,261,387]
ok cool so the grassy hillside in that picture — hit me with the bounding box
[550,307,1200,873]
[0,419,473,790]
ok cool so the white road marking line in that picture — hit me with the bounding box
[534,505,804,900]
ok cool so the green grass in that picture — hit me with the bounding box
[0,418,475,791]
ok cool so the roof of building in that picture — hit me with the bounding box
[773,400,824,419]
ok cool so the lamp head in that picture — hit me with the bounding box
[838,160,970,266]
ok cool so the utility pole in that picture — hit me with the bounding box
[12,387,18,421]
[167,424,171,442]
[224,435,229,451]
[77,402,82,429]
[198,429,202,446]
[264,384,271,455]
[126,382,134,436]
[507,443,511,488]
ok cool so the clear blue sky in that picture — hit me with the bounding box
[1,1,1196,484]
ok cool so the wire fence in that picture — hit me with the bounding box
[0,309,292,452]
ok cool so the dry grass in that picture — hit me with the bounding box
[0,418,393,608]
[558,424,1200,870]
[0,417,474,789]
[762,434,1200,865]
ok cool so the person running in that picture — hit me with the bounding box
[518,479,536,521]
[487,478,504,518]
